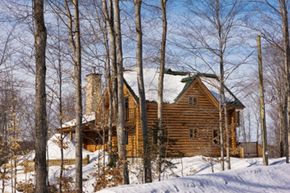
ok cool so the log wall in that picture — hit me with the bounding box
[89,77,240,158]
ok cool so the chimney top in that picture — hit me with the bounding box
[86,67,102,77]
[86,72,102,77]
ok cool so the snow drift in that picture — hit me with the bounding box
[97,164,290,193]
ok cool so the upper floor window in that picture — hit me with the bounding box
[124,130,129,145]
[236,110,240,127]
[188,96,197,106]
[124,97,129,121]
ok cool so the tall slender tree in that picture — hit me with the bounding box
[113,0,129,184]
[257,35,268,166]
[157,0,167,181]
[279,0,290,163]
[33,0,48,192]
[102,0,117,161]
[64,0,83,191]
[55,17,64,192]
[73,0,82,191]
[134,0,152,183]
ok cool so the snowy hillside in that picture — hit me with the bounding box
[98,164,290,193]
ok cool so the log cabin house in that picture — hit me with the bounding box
[59,68,244,158]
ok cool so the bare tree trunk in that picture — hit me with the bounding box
[134,0,152,183]
[102,0,116,162]
[57,19,64,193]
[257,35,268,166]
[224,105,230,169]
[103,0,118,122]
[113,0,129,184]
[157,0,167,181]
[279,103,285,157]
[73,0,83,191]
[104,26,113,163]
[33,0,48,192]
[216,0,225,171]
[12,95,17,193]
[33,0,48,193]
[65,0,83,191]
[280,0,290,163]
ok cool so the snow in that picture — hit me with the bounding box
[47,133,94,159]
[200,77,236,103]
[62,112,95,128]
[19,133,94,161]
[2,134,289,193]
[123,69,240,104]
[124,69,188,103]
[98,160,290,193]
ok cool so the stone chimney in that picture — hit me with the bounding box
[85,73,102,114]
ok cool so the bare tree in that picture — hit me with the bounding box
[33,0,48,192]
[157,0,167,181]
[134,0,152,183]
[102,0,117,162]
[113,0,129,184]
[257,35,268,166]
[64,0,83,191]
[279,0,289,163]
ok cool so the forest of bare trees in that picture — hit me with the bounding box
[0,0,290,192]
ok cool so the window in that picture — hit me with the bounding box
[124,97,129,121]
[236,110,240,127]
[212,128,220,145]
[189,128,198,139]
[123,130,128,145]
[188,96,197,106]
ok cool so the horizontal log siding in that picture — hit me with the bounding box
[136,80,238,157]
[124,86,138,157]
[87,77,240,158]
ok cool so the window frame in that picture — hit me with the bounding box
[212,128,220,145]
[236,110,240,127]
[124,97,129,121]
[188,96,197,106]
[189,128,198,139]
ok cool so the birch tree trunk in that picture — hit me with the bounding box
[33,0,48,192]
[216,0,225,171]
[113,0,129,184]
[134,0,152,183]
[280,0,290,163]
[257,35,268,166]
[157,0,167,181]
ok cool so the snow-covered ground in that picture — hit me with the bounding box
[1,134,289,193]
[98,161,290,193]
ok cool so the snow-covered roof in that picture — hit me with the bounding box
[22,134,93,161]
[124,68,188,103]
[123,69,243,107]
[200,76,236,103]
[62,112,95,128]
